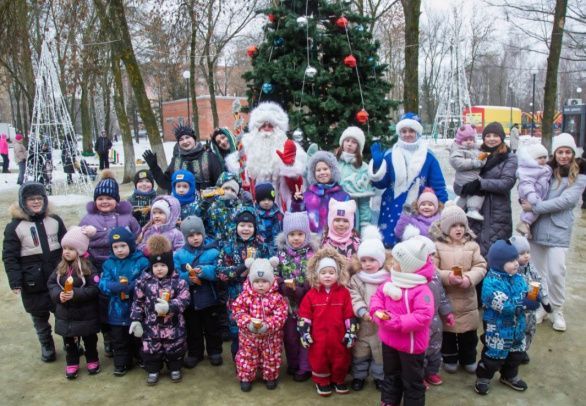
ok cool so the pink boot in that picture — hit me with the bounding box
[87,360,101,375]
[66,365,79,379]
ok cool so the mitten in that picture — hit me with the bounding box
[448,273,462,286]
[155,298,169,316]
[370,143,384,171]
[276,139,297,166]
[523,298,540,311]
[461,179,481,196]
[142,150,158,168]
[106,281,123,294]
[459,275,471,289]
[129,321,143,338]
[443,313,456,327]
[342,318,360,349]
[297,318,313,349]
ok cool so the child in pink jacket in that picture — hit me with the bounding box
[370,237,435,406]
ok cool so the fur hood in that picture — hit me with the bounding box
[10,202,55,221]
[307,150,341,185]
[86,200,132,215]
[306,247,349,288]
[428,220,476,244]
[275,231,320,252]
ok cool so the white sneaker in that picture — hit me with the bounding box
[466,210,484,221]
[535,306,548,324]
[552,309,566,332]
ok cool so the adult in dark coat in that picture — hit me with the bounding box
[95,131,112,170]
[142,125,222,193]
[2,183,67,362]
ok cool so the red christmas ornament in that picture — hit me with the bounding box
[344,54,357,68]
[268,13,277,23]
[356,109,369,124]
[246,45,258,58]
[336,16,349,29]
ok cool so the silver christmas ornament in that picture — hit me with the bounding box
[292,128,304,142]
[297,16,308,27]
[305,66,318,78]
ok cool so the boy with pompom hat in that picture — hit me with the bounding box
[128,169,157,227]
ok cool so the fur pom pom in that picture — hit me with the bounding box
[245,257,255,269]
[383,281,402,300]
[361,225,383,241]
[146,235,172,256]
[269,256,279,268]
[402,224,421,240]
[99,169,116,181]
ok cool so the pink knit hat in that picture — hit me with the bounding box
[417,187,439,210]
[15,134,23,141]
[327,199,356,243]
[455,124,476,145]
[61,226,97,256]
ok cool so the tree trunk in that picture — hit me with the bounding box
[189,6,200,138]
[401,0,421,114]
[80,80,93,154]
[206,56,219,128]
[542,0,567,152]
[112,53,136,183]
[17,0,35,129]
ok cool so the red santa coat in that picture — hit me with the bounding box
[298,283,354,385]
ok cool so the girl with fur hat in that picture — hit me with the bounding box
[127,169,157,227]
[321,198,361,259]
[275,210,318,382]
[430,204,487,375]
[298,247,357,396]
[129,235,191,385]
[521,133,586,332]
[449,124,486,220]
[394,187,442,242]
[336,126,375,231]
[347,226,390,391]
[3,182,67,363]
[292,150,350,234]
[369,237,436,406]
[48,225,101,379]
[231,257,288,392]
[369,112,448,247]
[137,195,185,253]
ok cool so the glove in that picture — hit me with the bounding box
[542,302,552,313]
[129,321,143,338]
[461,179,481,196]
[142,150,158,168]
[248,321,268,334]
[106,281,123,294]
[443,313,456,327]
[342,318,359,349]
[370,143,384,171]
[155,298,169,316]
[297,318,313,349]
[448,273,463,286]
[276,139,297,165]
[459,276,471,289]
[523,298,540,311]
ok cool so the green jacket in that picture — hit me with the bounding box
[338,157,374,231]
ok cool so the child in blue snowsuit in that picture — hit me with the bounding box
[254,182,283,251]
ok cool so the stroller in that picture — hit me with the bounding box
[79,159,97,182]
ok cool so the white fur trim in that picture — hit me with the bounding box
[225,151,240,174]
[339,126,366,153]
[368,159,387,182]
[396,118,423,136]
[383,281,402,300]
[248,102,289,133]
[391,143,428,199]
[361,225,383,240]
[317,257,338,273]
[402,224,421,240]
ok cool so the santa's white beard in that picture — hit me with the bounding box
[242,127,288,182]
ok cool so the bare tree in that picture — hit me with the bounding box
[401,0,421,113]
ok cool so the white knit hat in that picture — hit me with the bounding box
[245,257,278,285]
[391,238,429,274]
[151,199,171,219]
[339,126,366,153]
[552,133,577,155]
[316,257,338,273]
[525,143,549,161]
[357,225,385,265]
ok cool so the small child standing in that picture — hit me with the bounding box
[99,227,149,376]
[321,198,360,259]
[207,172,245,242]
[174,216,223,368]
[509,235,551,363]
[369,238,435,406]
[48,226,101,379]
[171,169,201,221]
[298,247,357,397]
[348,226,388,391]
[275,210,317,382]
[129,235,191,385]
[138,195,184,252]
[449,125,486,220]
[232,257,288,392]
[254,182,283,249]
[128,169,157,227]
[475,239,539,395]
[515,144,552,237]
[394,188,441,241]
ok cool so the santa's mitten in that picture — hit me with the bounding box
[276,139,297,166]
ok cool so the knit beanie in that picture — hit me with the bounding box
[19,182,48,218]
[357,225,385,266]
[316,257,339,273]
[109,226,136,253]
[417,187,439,211]
[61,226,97,256]
[235,208,257,229]
[509,235,530,255]
[151,199,171,220]
[171,169,196,205]
[245,257,278,285]
[482,122,505,141]
[15,133,23,141]
[174,124,197,142]
[147,235,174,271]
[255,182,275,202]
[339,126,366,153]
[327,198,356,242]
[455,124,476,145]
[552,133,577,156]
[283,211,311,247]
[391,237,429,274]
[487,239,519,272]
[525,143,548,161]
[396,112,423,137]
[94,170,120,202]
[216,171,241,196]
[133,169,154,187]
[439,203,468,235]
[181,215,206,239]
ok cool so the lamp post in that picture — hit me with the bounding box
[578,87,583,99]
[182,70,191,125]
[531,73,536,136]
[508,85,513,130]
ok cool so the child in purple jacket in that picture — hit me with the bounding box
[394,188,441,242]
[137,195,185,253]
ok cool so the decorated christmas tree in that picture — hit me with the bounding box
[243,0,397,150]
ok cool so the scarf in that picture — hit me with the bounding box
[313,182,338,197]
[326,223,354,245]
[391,139,428,204]
[173,190,196,206]
[340,151,357,164]
[480,144,510,175]
[382,269,428,300]
[134,189,157,199]
[356,269,389,285]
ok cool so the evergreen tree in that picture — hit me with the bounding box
[243,0,397,150]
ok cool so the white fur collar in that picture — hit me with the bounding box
[391,140,428,204]
[241,128,288,182]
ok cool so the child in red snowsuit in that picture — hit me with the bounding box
[231,257,288,392]
[298,247,359,397]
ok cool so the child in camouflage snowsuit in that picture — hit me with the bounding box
[207,172,246,242]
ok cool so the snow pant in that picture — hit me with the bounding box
[17,160,25,184]
[235,331,283,382]
[425,327,443,376]
[1,153,8,173]
[381,344,425,406]
[283,315,310,374]
[63,334,99,366]
[352,322,384,380]
[31,311,53,347]
[110,325,141,369]
[441,330,478,365]
[98,152,109,170]
[141,338,185,373]
[456,194,485,213]
[529,243,566,308]
[525,310,537,351]
[309,337,351,386]
[476,351,525,382]
[184,305,223,359]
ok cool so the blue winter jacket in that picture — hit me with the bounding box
[99,250,149,326]
[481,268,528,359]
[173,238,220,310]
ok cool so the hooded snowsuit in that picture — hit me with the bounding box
[255,203,284,248]
[394,211,440,242]
[516,147,552,225]
[138,195,185,253]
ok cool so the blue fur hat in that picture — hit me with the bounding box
[396,112,423,137]
[487,239,519,272]
[307,151,341,185]
[109,226,136,253]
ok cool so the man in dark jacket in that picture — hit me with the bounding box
[95,131,112,170]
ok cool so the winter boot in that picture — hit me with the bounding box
[552,308,566,331]
[40,338,56,363]
[66,365,79,380]
[466,210,484,221]
[147,372,159,386]
[500,376,528,391]
[87,361,101,375]
[170,370,182,383]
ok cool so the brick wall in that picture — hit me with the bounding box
[162,96,248,141]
